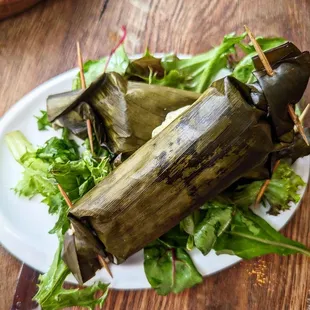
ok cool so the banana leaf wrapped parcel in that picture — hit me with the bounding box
[47,74,199,154]
[63,43,310,284]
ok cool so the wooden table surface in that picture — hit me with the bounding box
[1,0,310,309]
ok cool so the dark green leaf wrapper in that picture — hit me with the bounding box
[69,76,274,261]
[47,73,199,154]
[62,218,107,284]
[63,43,310,284]
[252,42,310,142]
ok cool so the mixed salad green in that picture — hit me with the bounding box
[6,33,310,309]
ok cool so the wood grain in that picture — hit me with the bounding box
[0,0,309,309]
[0,0,42,20]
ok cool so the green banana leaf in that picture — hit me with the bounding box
[47,73,199,154]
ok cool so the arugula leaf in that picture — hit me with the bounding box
[214,209,310,259]
[35,110,52,131]
[161,33,246,92]
[72,45,130,90]
[232,162,305,215]
[71,34,285,95]
[144,241,202,295]
[34,233,109,310]
[194,208,233,255]
[232,37,286,83]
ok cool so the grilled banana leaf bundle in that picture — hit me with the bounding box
[63,43,310,284]
[47,73,199,154]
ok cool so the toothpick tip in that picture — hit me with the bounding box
[244,25,274,76]
[98,255,113,278]
[288,104,309,146]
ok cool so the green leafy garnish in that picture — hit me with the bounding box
[5,131,35,163]
[144,241,203,295]
[232,162,305,215]
[35,110,52,131]
[194,208,233,255]
[6,130,113,309]
[180,210,201,250]
[72,45,130,90]
[72,33,254,94]
[160,33,246,92]
[34,233,109,310]
[214,209,310,258]
[6,130,112,234]
[158,225,189,249]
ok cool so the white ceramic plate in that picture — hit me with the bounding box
[0,66,309,290]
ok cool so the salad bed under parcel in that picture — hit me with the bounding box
[5,32,310,309]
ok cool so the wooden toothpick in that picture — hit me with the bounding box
[300,103,310,124]
[76,41,94,154]
[244,25,274,76]
[76,42,86,89]
[57,184,74,209]
[97,255,113,278]
[244,25,308,146]
[288,105,309,146]
[57,183,113,278]
[294,103,310,133]
[255,160,280,208]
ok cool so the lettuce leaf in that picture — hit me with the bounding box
[5,130,112,234]
[35,110,52,131]
[232,162,305,215]
[144,241,202,295]
[214,209,310,258]
[194,208,233,255]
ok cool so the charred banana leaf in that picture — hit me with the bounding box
[64,43,310,284]
[252,42,310,142]
[47,73,199,154]
[70,77,274,260]
[62,217,107,284]
[275,128,310,163]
